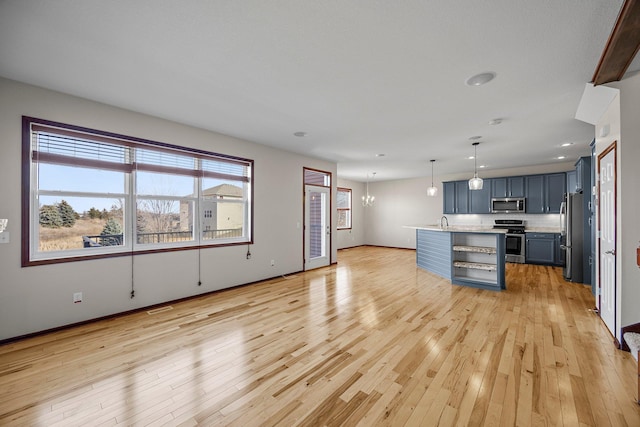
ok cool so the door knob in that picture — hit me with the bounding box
[605,249,616,255]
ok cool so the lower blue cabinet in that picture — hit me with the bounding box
[525,233,563,266]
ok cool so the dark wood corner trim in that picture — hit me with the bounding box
[592,0,640,85]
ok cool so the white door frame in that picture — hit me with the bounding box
[597,141,617,338]
[304,184,331,270]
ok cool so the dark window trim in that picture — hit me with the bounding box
[337,187,352,230]
[303,167,332,188]
[22,116,254,267]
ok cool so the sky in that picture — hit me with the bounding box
[38,164,236,214]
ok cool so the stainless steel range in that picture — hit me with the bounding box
[493,219,526,263]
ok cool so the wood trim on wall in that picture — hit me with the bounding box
[592,0,640,85]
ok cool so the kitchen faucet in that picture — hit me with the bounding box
[440,215,449,228]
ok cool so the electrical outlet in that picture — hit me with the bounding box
[270,259,275,266]
[73,292,83,303]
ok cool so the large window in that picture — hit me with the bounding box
[23,116,253,266]
[337,187,352,229]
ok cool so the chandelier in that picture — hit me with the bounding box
[362,172,376,207]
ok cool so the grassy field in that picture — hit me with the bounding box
[39,218,108,251]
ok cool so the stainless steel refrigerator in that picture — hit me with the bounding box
[560,192,584,282]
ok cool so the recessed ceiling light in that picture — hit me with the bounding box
[561,142,573,147]
[468,156,475,160]
[488,118,502,125]
[465,72,496,86]
[376,153,385,157]
[557,156,566,160]
[293,131,307,137]
[479,165,486,168]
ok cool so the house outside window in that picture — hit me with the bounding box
[337,187,352,230]
[23,116,253,266]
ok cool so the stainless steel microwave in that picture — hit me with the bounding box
[491,198,525,213]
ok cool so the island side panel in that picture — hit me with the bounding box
[416,229,451,279]
[496,233,506,289]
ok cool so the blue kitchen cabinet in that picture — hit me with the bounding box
[469,178,492,213]
[526,173,566,213]
[525,233,556,265]
[492,176,525,198]
[526,232,563,266]
[443,181,456,214]
[546,173,566,213]
[446,172,566,215]
[455,181,469,214]
[575,156,589,192]
[555,233,564,266]
[525,175,545,213]
[509,176,525,197]
[443,181,469,214]
[566,170,577,193]
[575,155,592,285]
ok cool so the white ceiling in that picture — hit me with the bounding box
[0,0,629,182]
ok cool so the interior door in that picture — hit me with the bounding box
[598,142,616,337]
[304,185,330,270]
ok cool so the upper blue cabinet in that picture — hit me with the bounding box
[444,172,566,214]
[469,179,492,213]
[566,170,577,193]
[546,173,566,213]
[525,173,566,213]
[491,176,525,198]
[444,181,470,214]
[574,156,590,193]
[444,179,492,214]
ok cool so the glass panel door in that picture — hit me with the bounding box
[305,185,330,270]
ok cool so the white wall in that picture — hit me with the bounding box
[364,177,443,249]
[336,178,365,249]
[608,72,640,336]
[0,77,337,340]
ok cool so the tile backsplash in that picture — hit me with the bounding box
[445,214,561,228]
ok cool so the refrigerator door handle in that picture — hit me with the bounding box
[559,200,566,236]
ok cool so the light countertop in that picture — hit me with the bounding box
[405,225,562,234]
[404,225,507,234]
[525,227,562,233]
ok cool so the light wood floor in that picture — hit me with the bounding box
[1,246,639,426]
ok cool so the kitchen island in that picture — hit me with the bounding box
[406,225,507,291]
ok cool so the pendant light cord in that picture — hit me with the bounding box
[431,160,435,186]
[473,142,479,176]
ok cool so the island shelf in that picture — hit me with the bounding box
[413,227,506,291]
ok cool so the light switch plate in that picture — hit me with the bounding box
[0,232,9,244]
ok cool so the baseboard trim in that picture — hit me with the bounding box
[0,270,303,346]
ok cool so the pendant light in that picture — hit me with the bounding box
[427,160,438,197]
[468,142,484,190]
[362,172,376,207]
